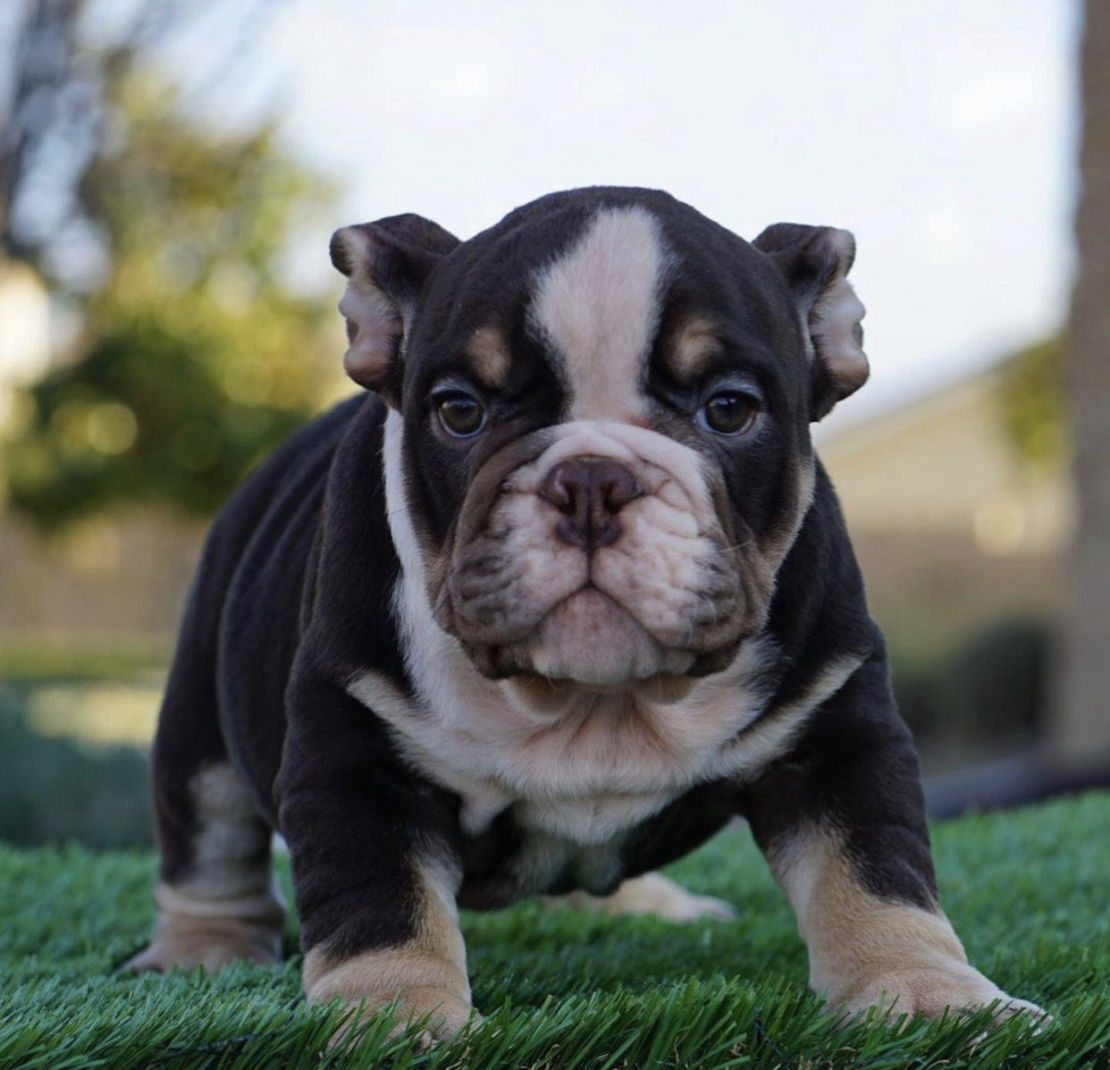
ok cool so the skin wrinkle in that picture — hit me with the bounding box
[442,420,749,670]
[380,202,820,691]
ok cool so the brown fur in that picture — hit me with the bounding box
[464,324,513,391]
[666,315,723,380]
[302,862,473,1038]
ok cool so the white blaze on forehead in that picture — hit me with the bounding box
[531,206,669,422]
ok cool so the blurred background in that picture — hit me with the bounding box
[0,0,1106,849]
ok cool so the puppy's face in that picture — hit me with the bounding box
[331,189,868,691]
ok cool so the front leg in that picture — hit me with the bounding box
[277,671,473,1038]
[740,654,1043,1022]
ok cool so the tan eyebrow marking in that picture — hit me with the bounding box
[463,324,512,390]
[668,315,724,380]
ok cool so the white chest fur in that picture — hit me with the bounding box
[346,622,861,850]
[347,633,782,843]
[347,641,860,898]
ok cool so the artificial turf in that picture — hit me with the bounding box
[2,793,1109,1069]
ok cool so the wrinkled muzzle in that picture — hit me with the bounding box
[432,422,776,687]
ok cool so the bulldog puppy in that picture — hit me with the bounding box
[130,187,1041,1036]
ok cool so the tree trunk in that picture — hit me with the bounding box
[1055,0,1110,765]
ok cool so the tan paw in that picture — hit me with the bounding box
[127,882,285,972]
[304,943,476,1046]
[554,872,737,922]
[327,986,478,1046]
[383,985,477,1040]
[125,921,282,972]
[830,962,1046,1024]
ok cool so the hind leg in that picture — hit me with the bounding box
[129,753,285,971]
[128,616,284,971]
[553,872,736,921]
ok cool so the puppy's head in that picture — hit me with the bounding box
[331,188,867,693]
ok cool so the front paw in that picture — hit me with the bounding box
[829,961,1045,1024]
[330,985,477,1042]
[304,946,476,1043]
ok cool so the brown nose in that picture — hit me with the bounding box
[538,458,642,550]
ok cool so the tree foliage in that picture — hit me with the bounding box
[1,1,340,527]
[996,335,1069,473]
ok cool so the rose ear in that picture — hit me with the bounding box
[753,223,868,420]
[329,213,460,405]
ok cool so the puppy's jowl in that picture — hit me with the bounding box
[131,187,1042,1035]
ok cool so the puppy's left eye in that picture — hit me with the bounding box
[436,393,487,437]
[697,391,760,435]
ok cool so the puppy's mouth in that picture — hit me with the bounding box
[461,585,700,690]
[533,586,697,683]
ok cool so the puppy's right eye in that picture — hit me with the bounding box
[435,393,486,437]
[697,390,760,436]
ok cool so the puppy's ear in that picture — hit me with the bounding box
[753,223,868,420]
[330,214,460,405]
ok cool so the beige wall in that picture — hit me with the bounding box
[820,369,1071,658]
[0,510,202,641]
[822,372,1073,557]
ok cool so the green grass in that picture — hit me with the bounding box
[2,795,1109,1070]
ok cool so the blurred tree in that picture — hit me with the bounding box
[996,335,1069,474]
[2,0,275,276]
[1,0,338,527]
[1054,0,1110,766]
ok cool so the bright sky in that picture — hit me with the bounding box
[241,0,1080,428]
[5,0,1084,430]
